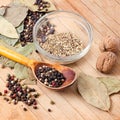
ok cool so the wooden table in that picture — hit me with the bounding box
[0,0,120,120]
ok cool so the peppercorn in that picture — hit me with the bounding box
[1,64,6,68]
[50,100,55,105]
[0,92,2,96]
[4,90,8,94]
[48,108,52,112]
[23,107,27,111]
[35,65,66,88]
[5,75,40,109]
[33,105,38,109]
[4,97,9,102]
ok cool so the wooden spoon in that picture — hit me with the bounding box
[0,46,77,90]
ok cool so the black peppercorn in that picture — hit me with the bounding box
[35,65,66,88]
[5,75,40,109]
[23,107,27,111]
[0,92,2,96]
[48,108,52,112]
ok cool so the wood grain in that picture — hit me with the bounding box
[0,0,120,120]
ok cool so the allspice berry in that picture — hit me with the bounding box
[96,51,117,73]
[99,36,120,53]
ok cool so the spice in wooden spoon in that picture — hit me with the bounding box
[0,45,76,90]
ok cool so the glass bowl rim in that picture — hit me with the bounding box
[33,10,93,63]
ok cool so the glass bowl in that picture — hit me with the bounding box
[33,11,93,64]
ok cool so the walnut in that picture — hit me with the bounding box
[99,36,120,53]
[96,52,117,73]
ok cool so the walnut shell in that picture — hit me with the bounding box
[96,52,117,73]
[99,36,120,53]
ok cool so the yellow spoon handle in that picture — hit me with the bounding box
[0,45,33,67]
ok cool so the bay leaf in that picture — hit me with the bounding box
[15,0,56,12]
[4,3,28,27]
[0,16,19,38]
[16,22,24,34]
[16,43,35,56]
[0,34,18,46]
[23,78,37,85]
[77,73,110,111]
[14,63,28,79]
[0,22,24,47]
[98,77,120,95]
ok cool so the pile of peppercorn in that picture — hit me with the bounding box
[4,74,39,110]
[37,21,55,43]
[19,9,55,46]
[35,65,66,87]
[34,0,50,11]
[20,10,45,46]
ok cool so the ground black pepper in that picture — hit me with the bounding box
[39,32,83,57]
[35,65,66,88]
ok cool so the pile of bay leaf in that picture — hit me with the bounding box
[0,0,56,84]
[77,72,120,111]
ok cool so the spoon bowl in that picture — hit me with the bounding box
[0,45,76,90]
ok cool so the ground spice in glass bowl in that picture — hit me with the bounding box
[33,11,93,64]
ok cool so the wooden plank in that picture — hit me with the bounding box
[0,0,11,6]
[0,0,120,120]
[115,0,120,4]
[95,0,120,24]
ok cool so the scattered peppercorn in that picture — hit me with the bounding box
[19,10,45,46]
[50,100,55,105]
[48,108,52,112]
[35,65,66,88]
[23,107,27,111]
[0,92,2,96]
[3,97,9,102]
[33,93,40,98]
[4,90,8,94]
[1,64,6,69]
[5,75,39,109]
[33,105,38,109]
[34,0,51,11]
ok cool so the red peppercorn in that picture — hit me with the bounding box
[33,101,37,105]
[4,90,8,94]
[51,81,56,87]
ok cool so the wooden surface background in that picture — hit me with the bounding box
[0,0,120,120]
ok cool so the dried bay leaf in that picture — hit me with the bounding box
[0,41,37,85]
[0,16,19,38]
[0,34,18,46]
[15,43,35,56]
[4,3,28,27]
[14,63,28,79]
[23,78,37,85]
[16,22,24,34]
[0,23,24,47]
[14,0,56,12]
[98,77,120,95]
[77,73,110,111]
